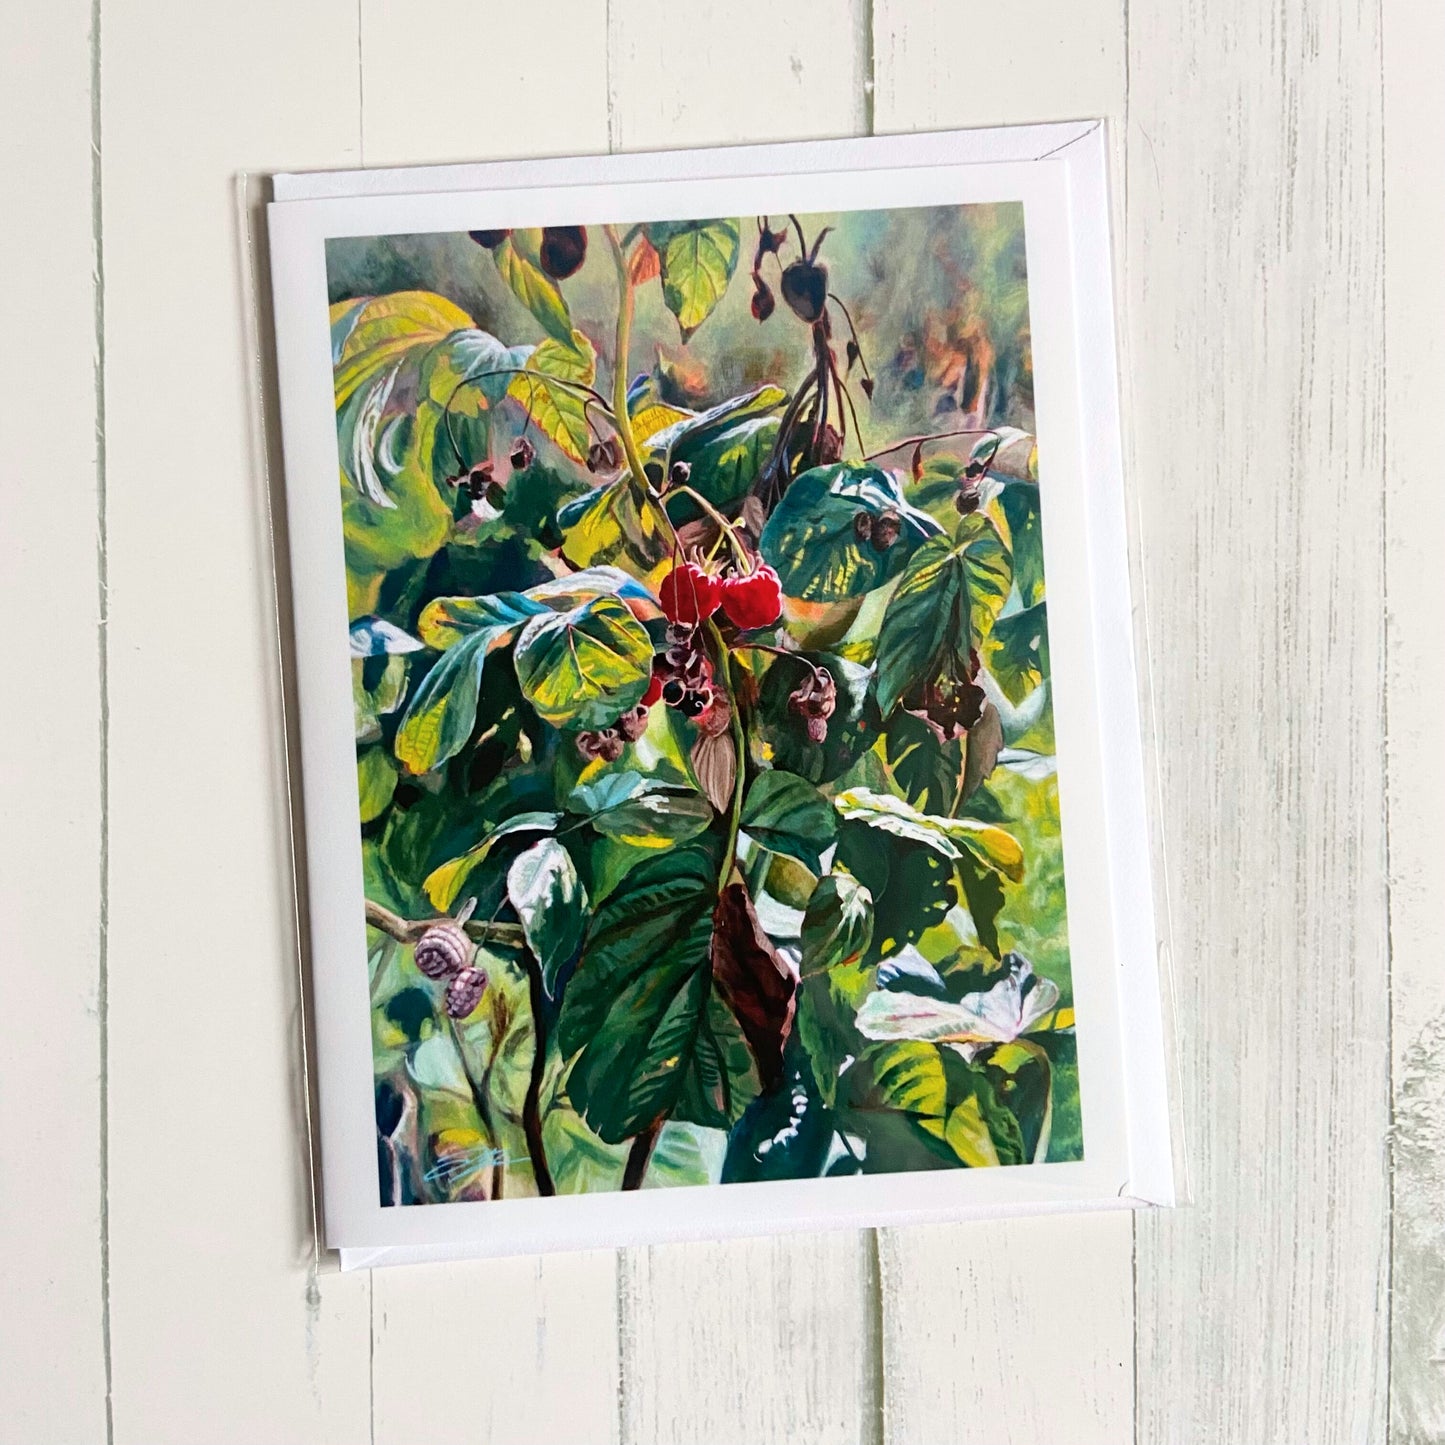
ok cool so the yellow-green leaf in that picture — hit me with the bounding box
[513,596,654,731]
[649,220,741,338]
[507,332,596,463]
[491,230,575,346]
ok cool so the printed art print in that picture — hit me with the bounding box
[329,202,1081,1206]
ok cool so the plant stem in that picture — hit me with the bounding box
[707,621,749,893]
[621,1120,662,1190]
[604,224,649,492]
[670,485,751,566]
[521,948,557,1197]
[446,1015,504,1201]
[862,426,998,464]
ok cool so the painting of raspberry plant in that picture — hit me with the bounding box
[331,202,1080,1203]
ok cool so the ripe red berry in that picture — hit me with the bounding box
[641,671,664,708]
[659,563,721,625]
[719,565,783,629]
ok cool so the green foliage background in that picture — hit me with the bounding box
[333,204,1081,1205]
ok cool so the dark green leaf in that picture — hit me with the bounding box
[956,848,1008,959]
[558,846,758,1142]
[997,481,1045,607]
[740,770,837,873]
[721,1066,832,1183]
[759,464,942,603]
[800,873,874,978]
[755,652,880,784]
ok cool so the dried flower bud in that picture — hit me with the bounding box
[698,693,732,738]
[955,483,981,515]
[788,667,837,726]
[466,462,495,501]
[539,225,587,280]
[616,704,650,742]
[751,276,775,323]
[415,920,473,981]
[870,511,902,551]
[817,424,843,465]
[594,728,625,762]
[510,437,535,471]
[445,965,488,1019]
[853,510,873,542]
[756,219,786,256]
[860,377,875,401]
[469,229,510,250]
[668,459,692,488]
[805,715,828,744]
[845,339,860,373]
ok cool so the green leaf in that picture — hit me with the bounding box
[394,631,496,773]
[834,789,1023,881]
[874,515,1011,716]
[740,771,837,873]
[996,481,1045,608]
[423,811,560,912]
[664,416,779,523]
[759,464,942,603]
[507,332,597,464]
[558,845,759,1142]
[415,591,547,650]
[512,596,654,732]
[490,229,575,346]
[558,478,673,589]
[956,850,1008,959]
[800,873,874,978]
[755,652,880,785]
[357,746,398,823]
[869,1041,948,1125]
[647,219,741,338]
[421,328,533,412]
[507,838,588,998]
[592,791,714,847]
[984,602,1050,703]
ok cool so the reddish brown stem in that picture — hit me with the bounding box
[622,1120,663,1190]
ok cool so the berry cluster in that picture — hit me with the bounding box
[658,558,784,632]
[853,508,902,552]
[414,919,488,1019]
[652,624,717,720]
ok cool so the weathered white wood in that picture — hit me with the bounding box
[372,1252,622,1445]
[1125,2,1391,1442]
[355,12,626,1443]
[0,3,109,1441]
[878,1214,1134,1445]
[604,12,883,1443]
[868,10,1139,1443]
[1382,1,1445,1438]
[607,0,869,153]
[99,0,373,1439]
[619,1233,880,1445]
[357,0,611,169]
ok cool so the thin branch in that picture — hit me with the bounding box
[364,898,523,947]
[862,426,998,464]
[521,949,557,1196]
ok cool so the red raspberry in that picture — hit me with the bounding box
[719,565,783,629]
[641,670,664,708]
[659,563,721,626]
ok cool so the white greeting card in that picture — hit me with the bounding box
[264,123,1176,1267]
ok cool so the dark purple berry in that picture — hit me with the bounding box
[539,226,587,280]
[869,512,902,551]
[668,460,692,488]
[662,678,686,708]
[751,276,775,322]
[469,229,510,249]
[780,259,828,324]
[510,438,535,471]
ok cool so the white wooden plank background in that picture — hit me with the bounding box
[2,0,1438,1441]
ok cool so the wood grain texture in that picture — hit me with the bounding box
[619,1233,880,1445]
[878,1214,1134,1445]
[358,0,610,168]
[606,0,869,152]
[99,0,372,1439]
[1382,0,1445,1437]
[372,1252,622,1444]
[868,11,1140,1443]
[0,2,109,1441]
[1124,1,1391,1441]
